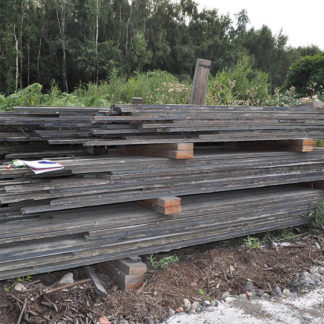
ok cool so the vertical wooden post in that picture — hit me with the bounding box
[131,97,143,104]
[190,58,211,105]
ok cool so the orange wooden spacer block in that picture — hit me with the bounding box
[139,196,182,215]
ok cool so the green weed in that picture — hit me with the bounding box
[147,254,179,269]
[307,202,324,229]
[3,275,32,292]
[243,236,261,249]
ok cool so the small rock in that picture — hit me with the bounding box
[175,307,183,313]
[243,282,255,295]
[210,300,218,307]
[100,317,111,324]
[14,282,26,292]
[273,286,282,296]
[263,293,270,298]
[195,306,203,313]
[221,291,231,301]
[319,267,324,275]
[58,272,74,285]
[283,288,290,295]
[202,300,211,307]
[168,308,175,317]
[300,272,313,282]
[182,298,191,312]
[314,242,321,250]
[119,320,128,324]
[237,294,247,301]
[311,273,322,282]
[190,301,200,313]
[309,266,319,274]
[254,289,264,297]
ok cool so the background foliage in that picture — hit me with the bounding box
[0,0,323,96]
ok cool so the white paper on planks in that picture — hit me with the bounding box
[21,160,64,174]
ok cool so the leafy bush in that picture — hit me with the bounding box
[285,54,324,96]
[102,70,190,104]
[207,57,270,106]
[1,83,44,110]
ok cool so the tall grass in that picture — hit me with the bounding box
[0,67,322,111]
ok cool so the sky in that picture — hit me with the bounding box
[196,0,324,50]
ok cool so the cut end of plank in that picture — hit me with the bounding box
[96,258,147,291]
[131,97,144,104]
[117,143,194,159]
[139,196,182,215]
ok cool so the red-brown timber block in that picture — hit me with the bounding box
[134,143,194,151]
[96,262,144,290]
[283,139,314,152]
[112,259,147,275]
[224,139,313,152]
[161,205,182,215]
[144,196,181,208]
[138,196,182,215]
[117,143,194,159]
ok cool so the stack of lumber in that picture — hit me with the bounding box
[0,106,103,145]
[0,185,321,280]
[1,149,324,214]
[1,104,324,147]
[0,102,324,281]
[85,103,324,146]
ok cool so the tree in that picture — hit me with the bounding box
[285,54,324,96]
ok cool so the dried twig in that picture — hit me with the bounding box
[44,279,91,294]
[17,298,27,324]
[136,280,147,294]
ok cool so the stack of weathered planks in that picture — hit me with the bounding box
[0,185,322,280]
[0,102,324,280]
[86,103,324,146]
[1,150,324,214]
[1,103,324,146]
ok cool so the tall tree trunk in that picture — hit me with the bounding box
[13,26,19,93]
[125,1,133,56]
[56,1,68,92]
[19,2,25,89]
[27,41,30,86]
[95,0,99,83]
[37,30,43,82]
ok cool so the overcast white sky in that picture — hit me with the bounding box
[196,0,324,50]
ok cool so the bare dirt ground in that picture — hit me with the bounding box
[0,228,323,324]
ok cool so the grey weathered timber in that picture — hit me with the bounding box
[0,103,323,281]
[190,58,211,105]
[1,150,324,213]
[0,185,321,279]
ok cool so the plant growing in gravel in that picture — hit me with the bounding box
[147,254,179,269]
[243,236,261,248]
[307,202,324,229]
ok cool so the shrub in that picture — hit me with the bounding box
[207,57,270,106]
[285,54,324,96]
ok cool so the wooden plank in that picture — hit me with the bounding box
[190,58,211,105]
[96,262,144,290]
[112,258,147,275]
[131,97,144,104]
